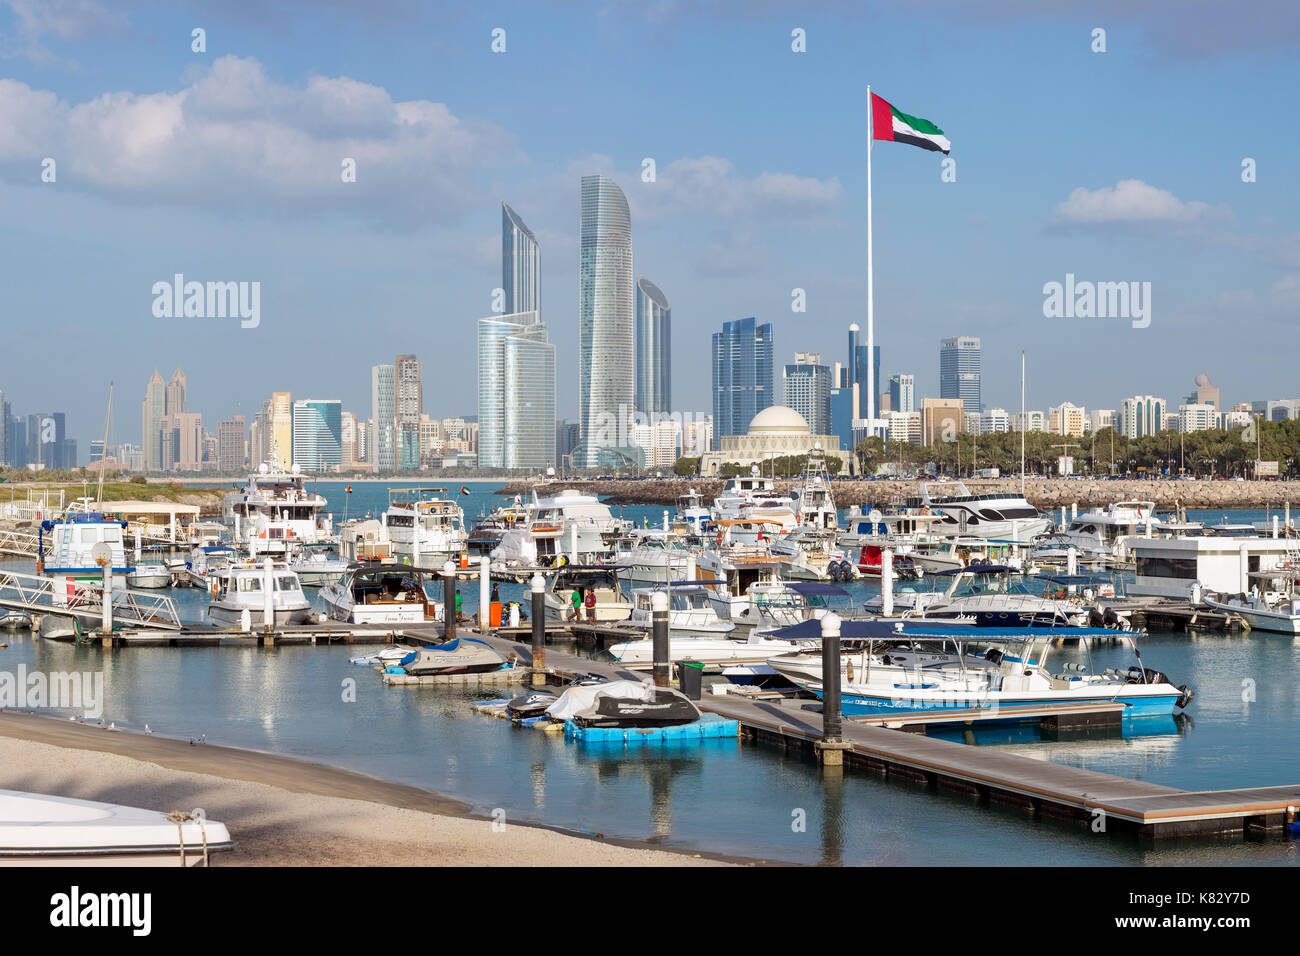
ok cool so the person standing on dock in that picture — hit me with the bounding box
[454,589,463,623]
[584,588,596,624]
[569,587,582,622]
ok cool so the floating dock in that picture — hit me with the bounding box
[564,712,740,744]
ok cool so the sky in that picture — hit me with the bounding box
[0,0,1296,452]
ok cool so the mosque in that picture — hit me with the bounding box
[696,405,852,476]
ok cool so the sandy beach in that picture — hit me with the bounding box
[0,713,731,866]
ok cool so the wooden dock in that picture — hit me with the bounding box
[96,623,410,647]
[406,624,1300,841]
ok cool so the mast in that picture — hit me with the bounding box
[866,85,876,425]
[1020,351,1026,493]
[96,381,113,510]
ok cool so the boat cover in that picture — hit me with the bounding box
[545,680,650,720]
[767,618,1129,642]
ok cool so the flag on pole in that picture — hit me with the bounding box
[459,486,471,495]
[871,93,951,154]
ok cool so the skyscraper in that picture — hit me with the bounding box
[0,389,9,468]
[270,391,293,470]
[846,324,880,420]
[217,416,245,472]
[141,370,165,470]
[166,369,187,417]
[711,317,773,447]
[1121,395,1167,439]
[889,373,915,414]
[783,352,831,435]
[370,364,397,473]
[292,400,343,471]
[939,336,982,414]
[479,202,556,470]
[396,354,422,471]
[578,174,634,467]
[634,277,671,416]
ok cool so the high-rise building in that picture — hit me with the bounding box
[370,364,397,473]
[783,352,831,436]
[0,389,9,468]
[479,202,556,470]
[217,416,245,472]
[922,398,965,446]
[1121,395,1166,439]
[1088,409,1117,433]
[292,400,343,472]
[396,355,422,471]
[939,337,981,414]
[270,391,293,470]
[980,408,1011,434]
[165,369,187,418]
[634,277,671,416]
[478,311,556,469]
[141,370,165,470]
[340,412,357,469]
[1178,403,1219,433]
[889,374,915,414]
[711,317,773,448]
[1183,373,1220,412]
[1049,402,1086,437]
[26,412,67,470]
[855,345,881,419]
[174,412,203,470]
[578,174,634,467]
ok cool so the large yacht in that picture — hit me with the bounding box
[907,480,1050,541]
[490,487,626,566]
[382,488,468,567]
[221,463,332,557]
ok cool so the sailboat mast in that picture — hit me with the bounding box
[96,382,114,509]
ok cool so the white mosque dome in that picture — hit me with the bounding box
[747,406,811,434]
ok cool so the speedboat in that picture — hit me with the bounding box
[126,559,172,589]
[766,620,1192,717]
[0,790,233,866]
[876,566,1112,628]
[856,544,921,580]
[608,586,735,639]
[545,680,700,728]
[1204,575,1300,636]
[320,563,443,625]
[505,692,560,720]
[607,628,811,668]
[611,531,695,585]
[399,637,506,676]
[207,563,312,628]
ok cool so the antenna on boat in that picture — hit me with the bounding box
[96,381,113,511]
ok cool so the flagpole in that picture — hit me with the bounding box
[866,85,875,425]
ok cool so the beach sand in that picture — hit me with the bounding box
[0,713,729,866]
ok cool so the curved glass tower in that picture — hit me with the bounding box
[579,175,633,467]
[502,202,540,314]
[634,276,670,416]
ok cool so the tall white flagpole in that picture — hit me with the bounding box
[1020,350,1026,494]
[866,85,875,425]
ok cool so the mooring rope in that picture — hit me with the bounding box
[164,809,210,867]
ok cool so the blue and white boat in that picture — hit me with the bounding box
[765,619,1192,717]
[39,505,129,592]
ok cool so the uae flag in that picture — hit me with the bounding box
[871,93,951,154]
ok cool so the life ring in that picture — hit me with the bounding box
[921,507,931,516]
[716,531,724,547]
[555,555,567,568]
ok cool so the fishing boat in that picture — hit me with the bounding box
[207,563,312,628]
[320,562,443,625]
[0,790,233,866]
[789,450,839,531]
[398,637,507,676]
[674,488,713,535]
[383,488,468,566]
[766,620,1192,717]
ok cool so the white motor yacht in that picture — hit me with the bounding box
[320,562,444,625]
[908,480,1050,541]
[221,463,332,557]
[207,562,312,628]
[383,488,468,566]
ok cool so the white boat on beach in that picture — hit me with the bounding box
[0,790,232,866]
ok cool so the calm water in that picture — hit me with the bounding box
[2,484,1296,865]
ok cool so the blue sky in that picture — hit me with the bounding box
[0,0,1296,451]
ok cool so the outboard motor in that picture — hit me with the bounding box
[1176,685,1195,709]
[1088,608,1106,628]
[1102,607,1121,629]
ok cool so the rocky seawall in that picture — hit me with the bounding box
[500,477,1300,511]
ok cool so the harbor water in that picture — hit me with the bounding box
[1,482,1296,865]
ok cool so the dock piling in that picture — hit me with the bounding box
[478,556,491,629]
[651,591,669,687]
[881,548,894,617]
[443,560,457,641]
[262,557,275,635]
[530,573,546,686]
[817,612,849,766]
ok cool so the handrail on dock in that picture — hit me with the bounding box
[0,568,182,630]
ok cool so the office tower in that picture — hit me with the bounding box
[578,174,634,466]
[479,202,557,469]
[0,389,8,467]
[1183,373,1220,412]
[634,277,671,416]
[855,345,881,419]
[8,416,26,468]
[921,398,965,446]
[1089,409,1117,433]
[291,399,343,471]
[711,317,773,449]
[166,369,187,417]
[339,412,357,468]
[418,415,443,468]
[478,311,556,469]
[1121,395,1167,439]
[269,391,293,470]
[1178,404,1219,433]
[1049,402,1086,437]
[217,416,245,472]
[555,420,581,467]
[939,336,981,414]
[174,412,203,470]
[889,374,915,414]
[395,355,422,471]
[26,412,66,470]
[980,408,1011,434]
[371,364,397,473]
[783,352,832,436]
[141,370,165,470]
[829,385,858,453]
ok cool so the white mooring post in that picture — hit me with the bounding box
[101,563,113,634]
[1067,546,1078,577]
[881,548,895,617]
[262,557,275,632]
[479,555,491,629]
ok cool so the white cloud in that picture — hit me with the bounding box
[1049,179,1233,232]
[631,156,843,221]
[2,0,124,62]
[0,55,518,225]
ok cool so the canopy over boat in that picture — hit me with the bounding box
[766,618,1130,642]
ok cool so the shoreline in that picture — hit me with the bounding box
[0,711,751,867]
[499,477,1300,511]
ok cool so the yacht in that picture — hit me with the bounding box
[382,488,468,566]
[207,562,312,628]
[607,586,736,640]
[674,489,713,535]
[491,488,627,567]
[789,451,838,531]
[611,530,695,585]
[907,480,1050,541]
[1033,501,1156,561]
[542,566,633,624]
[319,562,444,625]
[289,542,350,587]
[221,463,332,557]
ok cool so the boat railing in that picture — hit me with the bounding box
[0,569,182,630]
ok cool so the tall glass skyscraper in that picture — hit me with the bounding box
[370,363,397,473]
[291,399,342,472]
[396,354,422,470]
[846,324,880,419]
[479,202,555,469]
[889,373,915,413]
[783,353,831,435]
[578,175,634,467]
[711,317,773,448]
[939,336,982,413]
[634,276,671,416]
[141,370,165,470]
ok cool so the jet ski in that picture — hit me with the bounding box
[505,692,559,720]
[401,637,507,676]
[546,679,700,729]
